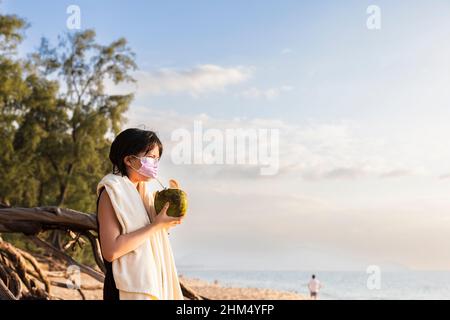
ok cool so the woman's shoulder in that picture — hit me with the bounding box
[100,173,124,183]
[97,186,109,205]
[97,173,125,194]
[97,187,114,218]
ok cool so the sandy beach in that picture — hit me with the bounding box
[178,275,306,300]
[44,266,306,300]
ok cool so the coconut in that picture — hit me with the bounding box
[154,179,188,217]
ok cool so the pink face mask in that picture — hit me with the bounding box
[130,155,159,178]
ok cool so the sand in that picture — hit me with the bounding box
[32,254,306,300]
[179,275,306,300]
[45,270,306,300]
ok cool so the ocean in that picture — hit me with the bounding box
[178,269,450,300]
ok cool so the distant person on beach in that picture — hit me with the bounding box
[308,274,322,300]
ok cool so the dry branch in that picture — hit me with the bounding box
[0,206,206,300]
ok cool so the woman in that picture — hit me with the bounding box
[96,128,184,300]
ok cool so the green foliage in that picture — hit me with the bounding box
[0,14,31,206]
[0,14,27,54]
[0,13,137,264]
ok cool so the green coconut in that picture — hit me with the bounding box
[154,188,188,217]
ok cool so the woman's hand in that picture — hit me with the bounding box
[153,202,183,230]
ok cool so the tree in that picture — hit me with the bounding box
[0,13,206,301]
[0,14,29,207]
[1,11,137,251]
[25,29,137,211]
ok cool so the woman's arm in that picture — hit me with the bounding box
[98,190,183,262]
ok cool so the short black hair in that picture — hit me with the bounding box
[109,128,163,177]
[312,274,316,279]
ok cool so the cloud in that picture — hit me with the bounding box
[323,167,366,180]
[107,64,252,97]
[281,48,293,55]
[125,107,424,181]
[107,64,295,101]
[240,85,293,100]
[107,64,293,101]
[379,169,413,179]
[123,107,450,270]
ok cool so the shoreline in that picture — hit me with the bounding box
[47,272,307,300]
[179,275,307,300]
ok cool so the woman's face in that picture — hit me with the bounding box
[124,145,160,182]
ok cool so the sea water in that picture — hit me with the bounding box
[178,269,450,300]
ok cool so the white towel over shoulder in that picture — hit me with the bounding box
[97,173,183,300]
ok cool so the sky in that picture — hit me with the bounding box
[3,0,450,271]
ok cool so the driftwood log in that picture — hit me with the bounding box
[0,204,206,300]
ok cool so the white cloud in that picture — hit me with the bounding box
[240,85,293,100]
[107,64,294,101]
[275,121,426,181]
[379,169,414,179]
[123,107,450,270]
[125,107,423,181]
[107,64,252,97]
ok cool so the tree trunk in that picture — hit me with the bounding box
[0,205,208,300]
